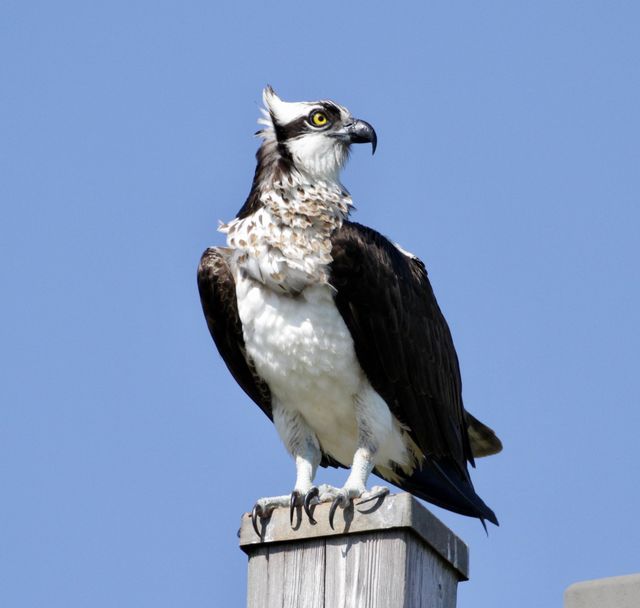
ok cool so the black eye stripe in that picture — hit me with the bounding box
[319,102,341,122]
[275,116,310,141]
[272,102,343,142]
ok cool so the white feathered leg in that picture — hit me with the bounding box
[251,402,322,534]
[311,385,391,527]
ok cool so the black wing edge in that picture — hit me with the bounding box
[197,248,343,469]
[197,247,273,419]
[379,458,499,527]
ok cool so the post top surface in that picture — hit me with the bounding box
[239,492,469,580]
[565,573,640,608]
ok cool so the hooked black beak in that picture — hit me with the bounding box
[345,119,377,155]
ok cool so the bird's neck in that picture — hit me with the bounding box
[220,143,353,294]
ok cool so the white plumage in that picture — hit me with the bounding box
[234,273,411,471]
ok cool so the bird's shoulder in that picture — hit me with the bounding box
[330,220,430,287]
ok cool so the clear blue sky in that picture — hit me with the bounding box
[2,2,639,606]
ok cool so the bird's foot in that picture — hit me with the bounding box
[302,484,390,529]
[250,494,290,536]
[250,488,312,536]
[251,485,390,534]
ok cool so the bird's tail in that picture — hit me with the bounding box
[381,458,499,528]
[466,411,503,458]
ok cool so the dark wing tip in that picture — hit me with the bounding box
[380,457,499,526]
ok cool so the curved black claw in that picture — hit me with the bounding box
[356,487,390,510]
[303,487,319,524]
[329,495,348,530]
[289,490,301,526]
[251,504,263,537]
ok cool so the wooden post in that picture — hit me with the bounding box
[565,574,640,608]
[239,492,469,608]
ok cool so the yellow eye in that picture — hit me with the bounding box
[310,111,329,127]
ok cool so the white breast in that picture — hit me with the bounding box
[234,272,411,469]
[235,272,360,460]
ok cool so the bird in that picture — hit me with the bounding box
[198,87,501,533]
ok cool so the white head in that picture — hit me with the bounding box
[258,86,377,181]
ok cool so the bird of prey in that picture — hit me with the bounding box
[198,87,501,532]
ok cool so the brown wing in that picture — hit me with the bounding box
[329,222,499,524]
[329,222,473,474]
[197,247,272,419]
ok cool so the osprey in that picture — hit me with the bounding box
[198,87,501,532]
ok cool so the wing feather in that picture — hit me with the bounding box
[329,222,472,473]
[197,247,273,420]
[330,222,500,524]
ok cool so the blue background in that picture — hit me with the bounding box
[2,2,639,606]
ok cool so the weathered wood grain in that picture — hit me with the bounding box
[324,531,409,608]
[241,492,469,608]
[247,539,326,608]
[405,531,459,608]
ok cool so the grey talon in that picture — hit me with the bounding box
[251,504,262,536]
[329,496,345,530]
[289,491,300,525]
[304,487,319,524]
[356,488,390,509]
